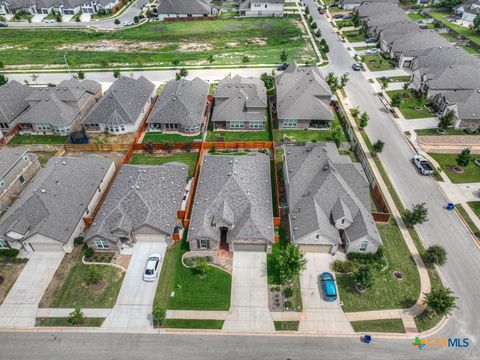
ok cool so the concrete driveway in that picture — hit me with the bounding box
[222,252,274,332]
[102,242,167,330]
[299,253,353,334]
[0,252,64,328]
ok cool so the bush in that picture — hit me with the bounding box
[355,265,374,290]
[350,108,360,118]
[86,266,102,285]
[152,304,167,327]
[425,245,447,266]
[0,248,19,259]
[194,258,210,277]
[464,125,477,134]
[74,236,84,246]
[331,260,359,273]
[283,287,294,298]
[284,300,293,310]
[83,247,94,258]
[68,307,85,326]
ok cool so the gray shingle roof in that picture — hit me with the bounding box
[387,30,451,55]
[25,78,100,103]
[82,76,155,127]
[276,62,333,121]
[0,155,113,244]
[426,63,480,91]
[0,81,33,126]
[0,146,27,179]
[188,153,274,245]
[443,89,480,120]
[86,163,188,243]
[356,2,400,18]
[212,75,267,123]
[284,143,381,247]
[156,0,211,14]
[148,78,209,127]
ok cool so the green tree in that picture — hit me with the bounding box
[172,59,180,67]
[359,112,369,128]
[425,245,447,266]
[194,258,210,277]
[280,49,288,63]
[0,61,4,69]
[355,265,374,290]
[474,15,480,32]
[352,12,360,28]
[274,243,307,285]
[113,69,121,78]
[242,55,250,63]
[77,71,85,80]
[404,203,429,227]
[391,94,402,107]
[331,126,343,147]
[456,148,472,167]
[68,307,85,326]
[381,78,389,90]
[339,73,349,89]
[372,139,384,154]
[260,72,275,90]
[175,68,188,80]
[152,304,167,327]
[86,266,102,286]
[403,81,410,90]
[326,72,338,92]
[114,18,120,26]
[320,38,329,53]
[424,287,457,316]
[438,110,455,130]
[133,15,139,23]
[207,54,214,64]
[0,74,8,86]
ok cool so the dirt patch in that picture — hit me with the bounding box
[225,42,239,48]
[248,37,267,46]
[57,40,171,52]
[178,43,213,52]
[87,132,135,145]
[90,281,105,290]
[0,263,25,305]
[0,45,27,51]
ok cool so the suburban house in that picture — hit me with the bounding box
[187,153,274,254]
[82,76,156,135]
[283,143,382,254]
[147,78,209,134]
[156,0,212,21]
[0,155,115,253]
[339,0,398,10]
[13,78,102,135]
[0,0,121,15]
[85,164,189,254]
[432,89,480,129]
[238,0,284,17]
[0,147,40,214]
[0,80,33,134]
[453,0,480,23]
[211,75,268,131]
[275,62,334,130]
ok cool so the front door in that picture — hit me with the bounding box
[220,227,229,251]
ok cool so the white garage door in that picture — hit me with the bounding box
[135,234,167,243]
[234,243,266,252]
[29,242,64,252]
[299,244,332,253]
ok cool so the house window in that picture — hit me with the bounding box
[230,121,244,129]
[0,240,8,249]
[95,239,109,249]
[359,241,368,252]
[19,175,25,184]
[0,179,4,188]
[37,123,51,131]
[249,121,263,129]
[200,239,209,250]
[106,124,126,133]
[283,119,297,128]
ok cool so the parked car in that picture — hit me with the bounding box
[276,63,289,71]
[43,19,55,23]
[343,13,353,19]
[365,37,378,44]
[318,6,325,14]
[124,20,134,26]
[412,155,434,175]
[333,14,344,19]
[352,63,362,71]
[366,48,381,54]
[0,22,8,27]
[320,272,337,301]
[143,254,162,281]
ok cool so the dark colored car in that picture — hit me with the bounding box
[333,14,344,19]
[0,23,8,27]
[365,37,378,44]
[276,63,289,71]
[343,14,353,19]
[318,7,325,14]
[352,63,362,71]
[320,272,337,301]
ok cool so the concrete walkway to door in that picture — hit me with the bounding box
[0,252,64,328]
[222,252,274,332]
[102,242,167,331]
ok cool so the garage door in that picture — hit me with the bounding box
[135,234,167,243]
[234,243,266,252]
[299,244,332,253]
[29,242,64,252]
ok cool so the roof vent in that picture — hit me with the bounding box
[40,189,46,193]
[293,227,298,231]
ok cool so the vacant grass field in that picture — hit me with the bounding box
[0,16,315,68]
[428,11,480,46]
[351,319,405,333]
[337,221,420,312]
[130,152,199,177]
[164,319,224,329]
[386,90,434,119]
[428,153,480,183]
[361,54,395,71]
[142,132,203,143]
[9,134,67,145]
[35,317,105,327]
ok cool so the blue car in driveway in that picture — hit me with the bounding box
[320,272,337,301]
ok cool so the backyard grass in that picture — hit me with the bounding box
[337,220,421,312]
[164,319,224,329]
[35,317,105,327]
[274,321,299,331]
[428,153,480,184]
[0,16,315,68]
[207,129,271,141]
[9,134,67,145]
[155,234,231,311]
[361,54,396,71]
[130,152,199,177]
[407,13,426,21]
[142,132,203,143]
[351,319,406,333]
[386,90,434,119]
[428,11,480,46]
[343,30,368,43]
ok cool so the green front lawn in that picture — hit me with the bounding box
[337,220,421,312]
[428,11,480,46]
[0,17,315,68]
[407,13,426,21]
[343,30,368,43]
[142,132,203,143]
[361,54,395,71]
[353,45,375,51]
[460,44,479,55]
[386,90,434,119]
[164,319,224,329]
[467,201,480,220]
[415,128,466,136]
[154,234,231,311]
[130,152,199,177]
[428,153,480,183]
[274,321,299,331]
[440,32,458,42]
[351,319,405,333]
[376,75,411,83]
[35,317,105,327]
[9,134,67,145]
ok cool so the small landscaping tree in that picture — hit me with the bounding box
[77,71,85,80]
[456,148,471,167]
[352,12,360,28]
[152,304,167,327]
[260,72,275,90]
[320,38,329,53]
[474,14,480,32]
[113,69,121,78]
[280,49,288,63]
[331,125,343,148]
[114,18,120,26]
[391,94,402,108]
[68,307,85,326]
[359,112,369,128]
[175,68,188,80]
[0,74,7,87]
[194,258,210,277]
[424,287,457,317]
[326,72,338,92]
[86,266,102,286]
[74,236,84,246]
[381,78,389,90]
[83,247,94,258]
[242,55,250,63]
[171,58,180,67]
[0,61,4,69]
[315,29,321,38]
[274,243,307,285]
[425,245,447,266]
[311,22,317,29]
[354,265,374,290]
[133,15,139,24]
[207,54,215,64]
[305,6,309,14]
[438,110,455,130]
[339,73,349,89]
[403,81,410,90]
[372,139,384,154]
[162,141,174,153]
[404,203,429,227]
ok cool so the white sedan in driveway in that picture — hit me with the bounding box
[366,48,381,54]
[143,254,162,282]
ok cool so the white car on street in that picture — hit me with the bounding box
[43,19,55,23]
[143,254,162,282]
[124,20,134,26]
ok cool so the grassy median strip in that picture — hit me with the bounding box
[274,321,299,331]
[351,319,405,333]
[164,319,224,329]
[35,317,105,327]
